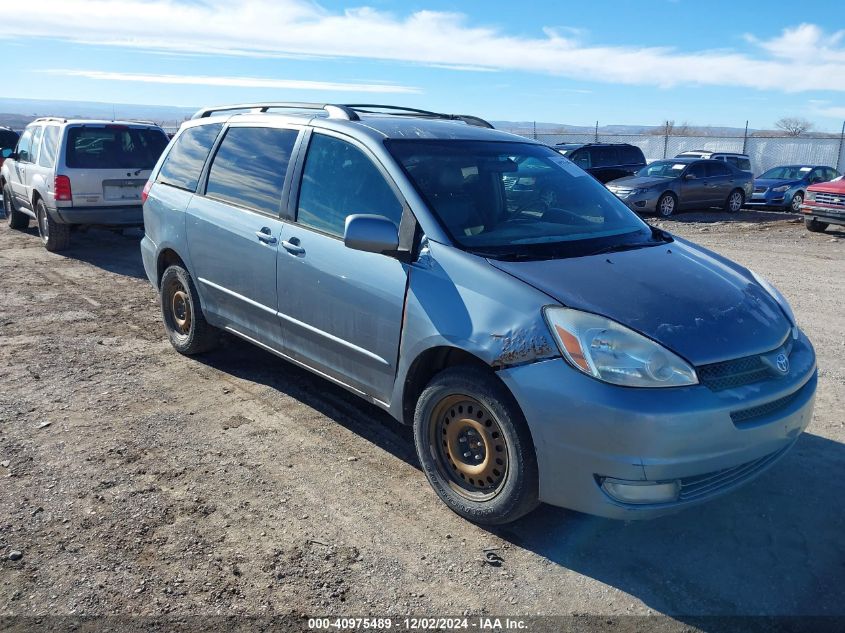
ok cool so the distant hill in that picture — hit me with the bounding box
[0,98,196,131]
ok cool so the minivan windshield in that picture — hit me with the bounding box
[387,140,660,259]
[66,125,169,170]
[637,161,687,178]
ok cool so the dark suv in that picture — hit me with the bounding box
[554,143,646,183]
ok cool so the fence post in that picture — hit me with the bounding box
[595,121,599,143]
[663,131,669,159]
[742,120,749,154]
[838,120,845,172]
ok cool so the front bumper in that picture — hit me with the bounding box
[609,191,660,214]
[800,203,845,227]
[52,204,144,226]
[497,331,816,519]
[745,189,795,209]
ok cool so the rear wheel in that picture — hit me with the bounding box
[4,186,28,230]
[160,264,218,355]
[36,199,70,251]
[790,192,804,213]
[725,189,744,213]
[656,192,676,217]
[413,366,539,525]
[805,217,828,233]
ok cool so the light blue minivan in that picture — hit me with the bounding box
[141,103,816,525]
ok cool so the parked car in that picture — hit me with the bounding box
[554,142,646,183]
[1,117,169,251]
[800,175,845,233]
[142,102,815,525]
[607,158,753,217]
[746,165,840,213]
[676,150,752,174]
[0,126,20,172]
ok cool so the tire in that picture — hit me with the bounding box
[725,189,744,213]
[790,192,804,213]
[160,264,218,355]
[4,186,29,230]
[805,217,828,233]
[413,366,539,525]
[656,192,676,217]
[35,199,70,252]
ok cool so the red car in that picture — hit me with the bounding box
[801,176,845,233]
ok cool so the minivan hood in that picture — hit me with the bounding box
[488,240,789,365]
[607,175,672,189]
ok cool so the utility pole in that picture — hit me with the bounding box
[533,121,536,140]
[594,120,599,142]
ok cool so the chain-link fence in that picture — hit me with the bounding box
[502,129,845,175]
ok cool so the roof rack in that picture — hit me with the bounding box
[191,102,494,128]
[32,117,67,124]
[191,102,359,121]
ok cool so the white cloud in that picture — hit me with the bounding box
[42,69,420,93]
[8,1,845,92]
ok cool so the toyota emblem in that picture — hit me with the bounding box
[775,353,789,374]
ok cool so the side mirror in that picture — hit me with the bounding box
[344,214,400,256]
[683,173,695,180]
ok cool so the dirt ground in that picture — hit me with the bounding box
[0,208,843,627]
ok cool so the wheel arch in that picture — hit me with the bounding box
[400,345,509,426]
[156,247,188,286]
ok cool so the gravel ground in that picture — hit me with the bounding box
[0,209,843,627]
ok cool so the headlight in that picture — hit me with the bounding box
[806,191,816,202]
[772,184,790,193]
[750,270,797,327]
[543,307,698,388]
[632,187,652,195]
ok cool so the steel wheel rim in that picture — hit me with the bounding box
[730,192,742,211]
[791,194,802,212]
[429,394,508,500]
[659,196,674,216]
[170,288,191,334]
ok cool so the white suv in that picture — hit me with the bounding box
[1,118,168,251]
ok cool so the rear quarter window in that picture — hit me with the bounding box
[157,123,223,192]
[38,126,61,168]
[66,126,168,169]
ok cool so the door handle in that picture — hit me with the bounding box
[256,228,277,244]
[281,238,305,255]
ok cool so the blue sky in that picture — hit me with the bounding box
[4,0,845,130]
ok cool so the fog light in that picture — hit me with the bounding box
[601,478,680,504]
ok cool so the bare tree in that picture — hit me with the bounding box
[774,117,814,137]
[650,120,691,136]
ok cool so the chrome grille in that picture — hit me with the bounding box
[814,192,845,207]
[697,339,792,391]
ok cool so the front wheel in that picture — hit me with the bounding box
[413,366,539,525]
[160,265,218,355]
[36,199,70,251]
[4,186,29,230]
[805,217,828,233]
[790,192,804,213]
[725,189,744,213]
[656,192,676,217]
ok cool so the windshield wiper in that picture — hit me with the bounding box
[589,228,673,256]
[472,250,548,261]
